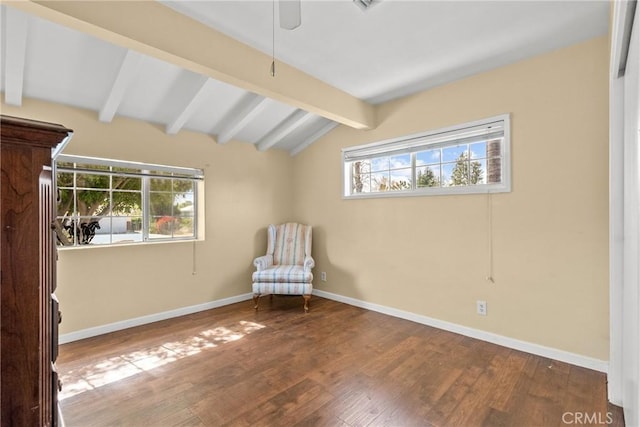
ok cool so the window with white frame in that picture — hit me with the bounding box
[342,114,510,198]
[55,155,203,246]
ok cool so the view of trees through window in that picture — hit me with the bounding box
[55,158,200,246]
[350,138,502,194]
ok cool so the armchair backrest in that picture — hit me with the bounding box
[267,223,312,266]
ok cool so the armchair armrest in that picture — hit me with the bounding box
[304,256,315,271]
[254,255,273,271]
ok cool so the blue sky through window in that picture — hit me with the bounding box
[345,114,508,197]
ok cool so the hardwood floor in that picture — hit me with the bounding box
[58,297,623,426]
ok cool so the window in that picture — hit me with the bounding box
[55,155,203,246]
[343,114,510,198]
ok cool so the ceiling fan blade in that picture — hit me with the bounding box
[279,0,301,30]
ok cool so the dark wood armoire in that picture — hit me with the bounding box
[1,115,72,426]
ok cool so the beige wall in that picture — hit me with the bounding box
[1,35,609,360]
[1,99,294,334]
[293,36,610,360]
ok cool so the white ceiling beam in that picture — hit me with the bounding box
[10,1,376,130]
[166,75,211,135]
[217,94,270,144]
[290,121,339,156]
[3,7,29,106]
[99,49,143,123]
[257,110,315,152]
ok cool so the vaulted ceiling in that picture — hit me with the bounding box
[1,1,609,155]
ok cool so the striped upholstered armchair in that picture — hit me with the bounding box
[252,223,314,312]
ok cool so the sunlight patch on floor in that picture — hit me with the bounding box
[59,320,266,401]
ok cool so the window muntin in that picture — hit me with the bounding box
[343,115,510,198]
[55,155,203,247]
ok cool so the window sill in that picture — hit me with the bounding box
[57,238,201,251]
[343,183,511,200]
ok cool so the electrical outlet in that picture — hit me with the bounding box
[476,300,487,316]
[320,272,327,282]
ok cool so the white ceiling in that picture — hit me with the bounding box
[1,1,609,155]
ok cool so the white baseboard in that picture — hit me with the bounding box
[60,290,609,373]
[59,293,254,344]
[313,289,608,373]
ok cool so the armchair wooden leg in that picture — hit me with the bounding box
[253,294,260,310]
[303,295,311,312]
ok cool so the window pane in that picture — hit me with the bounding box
[76,189,109,216]
[128,217,143,232]
[370,157,390,172]
[76,173,109,189]
[149,215,177,238]
[352,161,370,193]
[487,139,502,158]
[354,160,371,174]
[173,179,194,193]
[390,154,411,169]
[389,168,412,190]
[57,218,73,245]
[416,149,440,166]
[57,189,74,216]
[56,172,74,187]
[487,157,502,183]
[173,217,194,238]
[417,166,441,188]
[173,182,195,214]
[111,216,143,244]
[177,201,194,216]
[112,175,141,191]
[472,159,486,185]
[470,141,487,159]
[111,191,141,215]
[150,192,175,217]
[442,144,468,162]
[371,172,390,192]
[75,217,104,245]
[449,157,470,186]
[150,178,173,192]
[442,163,456,186]
[58,217,79,245]
[353,172,370,193]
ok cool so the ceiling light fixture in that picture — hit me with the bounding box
[279,0,301,30]
[353,0,378,11]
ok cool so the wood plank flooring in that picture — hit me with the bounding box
[57,297,623,426]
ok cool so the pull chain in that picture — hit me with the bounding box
[270,0,276,77]
[486,192,494,283]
